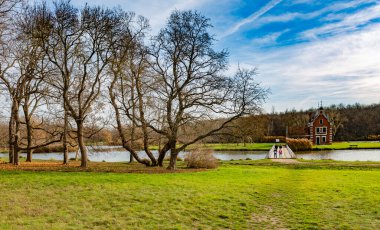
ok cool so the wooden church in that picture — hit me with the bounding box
[307,105,333,145]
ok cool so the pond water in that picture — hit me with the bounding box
[297,149,380,161]
[0,148,379,162]
[0,149,267,162]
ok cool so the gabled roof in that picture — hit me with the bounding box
[309,107,332,124]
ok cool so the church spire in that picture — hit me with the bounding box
[319,100,323,110]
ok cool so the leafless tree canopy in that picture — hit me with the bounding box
[0,2,269,169]
[110,10,268,169]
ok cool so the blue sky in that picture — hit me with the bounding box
[69,0,380,112]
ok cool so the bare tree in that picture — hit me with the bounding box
[33,1,122,167]
[108,11,155,166]
[326,109,347,138]
[0,0,21,163]
[0,44,22,164]
[0,2,63,164]
[148,11,268,169]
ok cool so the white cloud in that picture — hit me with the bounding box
[245,0,379,31]
[232,23,380,111]
[289,0,314,4]
[221,0,283,37]
[301,3,380,39]
[250,29,289,46]
[54,0,380,112]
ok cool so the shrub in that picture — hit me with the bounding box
[33,145,77,153]
[286,138,312,151]
[260,136,286,143]
[368,135,380,141]
[184,149,218,169]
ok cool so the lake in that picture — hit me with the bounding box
[0,148,379,162]
[0,149,267,162]
[297,149,380,161]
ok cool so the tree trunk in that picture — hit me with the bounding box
[26,149,33,162]
[130,76,136,164]
[109,84,151,166]
[75,149,79,161]
[8,99,20,164]
[13,149,19,165]
[167,150,178,170]
[8,111,14,164]
[23,106,33,162]
[129,153,134,163]
[135,75,157,166]
[167,141,178,170]
[123,144,150,166]
[13,107,20,165]
[76,120,87,167]
[63,110,69,164]
[157,142,170,167]
[157,150,166,167]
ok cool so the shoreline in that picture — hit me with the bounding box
[1,141,380,154]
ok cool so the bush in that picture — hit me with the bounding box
[184,149,218,169]
[286,138,312,151]
[260,136,286,143]
[33,145,77,153]
[368,135,380,141]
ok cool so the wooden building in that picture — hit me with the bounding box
[308,107,333,145]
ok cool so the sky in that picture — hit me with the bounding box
[69,0,380,112]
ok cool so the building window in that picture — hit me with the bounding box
[322,136,326,143]
[320,119,323,124]
[316,127,327,134]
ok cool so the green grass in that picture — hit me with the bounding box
[313,141,380,150]
[202,143,276,151]
[151,143,278,151]
[3,141,378,154]
[152,141,380,152]
[0,161,379,229]
[296,158,380,164]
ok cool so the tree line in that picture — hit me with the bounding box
[0,0,268,169]
[206,103,380,144]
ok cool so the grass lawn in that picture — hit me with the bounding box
[313,141,380,150]
[0,160,379,229]
[201,143,276,151]
[151,141,380,152]
[151,143,277,151]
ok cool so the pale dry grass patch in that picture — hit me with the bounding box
[184,149,218,169]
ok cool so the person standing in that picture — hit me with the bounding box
[274,145,278,158]
[279,146,283,158]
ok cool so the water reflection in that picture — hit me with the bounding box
[0,150,267,162]
[1,149,379,162]
[297,149,380,161]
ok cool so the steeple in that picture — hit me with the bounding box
[319,100,323,110]
[318,100,324,114]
